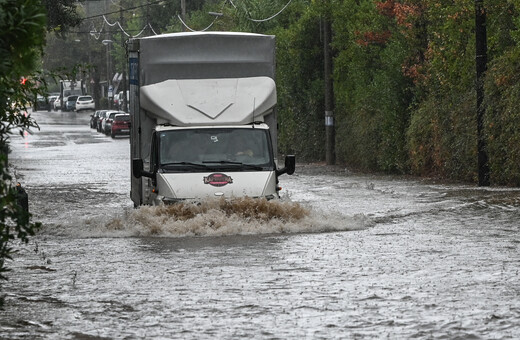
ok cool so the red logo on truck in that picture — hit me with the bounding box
[203,173,233,187]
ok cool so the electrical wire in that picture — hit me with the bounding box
[228,0,292,22]
[81,0,168,21]
[89,20,105,39]
[88,15,158,39]
[177,14,217,32]
[103,15,130,37]
[88,0,293,38]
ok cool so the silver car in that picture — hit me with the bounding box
[101,110,124,135]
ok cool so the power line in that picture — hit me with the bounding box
[85,0,293,38]
[228,0,293,23]
[80,0,168,21]
[89,15,158,38]
[177,0,227,32]
[177,14,218,32]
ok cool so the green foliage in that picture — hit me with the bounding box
[0,0,47,77]
[42,0,81,34]
[333,0,413,172]
[405,0,520,183]
[1,0,46,295]
[406,1,478,180]
[272,2,326,160]
[407,88,477,181]
[484,47,520,185]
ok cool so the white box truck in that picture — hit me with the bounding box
[128,32,295,206]
[58,79,85,111]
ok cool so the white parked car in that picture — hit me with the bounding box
[75,95,95,112]
[47,95,58,110]
[53,96,62,110]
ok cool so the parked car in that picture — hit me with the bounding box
[33,95,50,111]
[90,110,107,129]
[97,110,115,132]
[64,95,79,111]
[110,113,131,138]
[47,95,58,110]
[75,95,95,112]
[54,96,62,110]
[102,110,125,135]
[97,110,108,132]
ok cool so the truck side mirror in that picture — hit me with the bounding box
[285,155,295,175]
[132,158,143,178]
[133,158,156,180]
[132,158,155,181]
[276,155,296,176]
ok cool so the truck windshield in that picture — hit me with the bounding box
[158,128,273,171]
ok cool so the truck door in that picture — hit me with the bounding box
[144,132,159,204]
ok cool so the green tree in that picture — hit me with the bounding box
[406,1,518,182]
[43,0,81,34]
[273,2,326,160]
[484,3,520,185]
[1,0,48,304]
[332,0,417,172]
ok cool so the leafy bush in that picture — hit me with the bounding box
[0,0,47,301]
[484,48,520,185]
[272,5,326,161]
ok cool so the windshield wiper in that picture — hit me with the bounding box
[161,162,210,169]
[203,160,265,171]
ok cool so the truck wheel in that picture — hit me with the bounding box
[111,132,115,138]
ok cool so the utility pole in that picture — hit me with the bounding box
[86,1,92,96]
[475,0,490,186]
[181,0,186,32]
[146,0,150,35]
[120,0,128,112]
[323,4,335,165]
[105,0,113,109]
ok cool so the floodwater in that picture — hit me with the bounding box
[1,110,520,339]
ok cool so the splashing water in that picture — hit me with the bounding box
[102,197,373,238]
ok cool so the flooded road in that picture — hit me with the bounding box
[2,110,520,339]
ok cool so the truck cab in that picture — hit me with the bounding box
[133,124,294,204]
